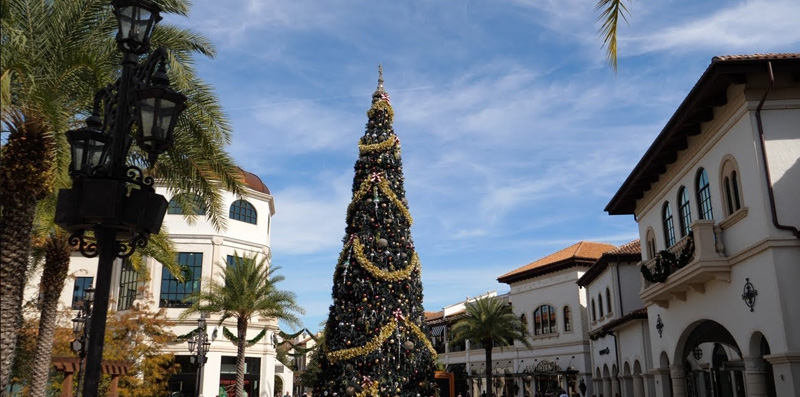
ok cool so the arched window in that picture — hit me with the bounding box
[677,187,692,237]
[533,305,557,335]
[646,229,657,260]
[563,306,572,332]
[721,159,743,217]
[663,202,676,247]
[229,200,257,224]
[591,300,597,322]
[696,168,714,220]
[606,288,612,314]
[598,294,604,317]
[167,194,206,215]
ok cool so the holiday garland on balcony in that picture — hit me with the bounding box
[641,232,695,283]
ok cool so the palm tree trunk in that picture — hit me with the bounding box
[237,317,248,397]
[485,341,493,397]
[29,233,72,397]
[0,201,36,391]
[0,114,53,391]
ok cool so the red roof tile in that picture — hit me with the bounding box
[577,239,641,287]
[238,168,270,194]
[498,241,616,283]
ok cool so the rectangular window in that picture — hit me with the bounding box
[160,252,203,308]
[72,277,94,309]
[118,260,138,311]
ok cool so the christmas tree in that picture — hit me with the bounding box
[316,67,438,397]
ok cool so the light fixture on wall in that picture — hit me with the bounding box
[599,347,610,355]
[656,315,664,338]
[742,278,758,312]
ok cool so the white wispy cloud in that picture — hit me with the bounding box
[628,0,800,55]
[180,0,798,330]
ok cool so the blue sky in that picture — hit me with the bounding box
[172,0,800,331]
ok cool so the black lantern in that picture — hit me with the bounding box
[84,287,95,303]
[67,116,111,176]
[72,310,86,334]
[134,63,186,163]
[112,0,161,54]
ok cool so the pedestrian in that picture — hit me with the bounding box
[559,390,568,397]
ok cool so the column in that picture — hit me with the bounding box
[655,368,671,397]
[744,356,769,397]
[603,376,611,397]
[632,375,644,397]
[612,375,620,396]
[668,364,686,397]
[764,353,800,397]
[621,375,633,397]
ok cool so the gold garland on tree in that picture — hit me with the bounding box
[325,318,437,363]
[358,134,397,154]
[346,173,413,224]
[351,237,419,281]
[355,381,380,397]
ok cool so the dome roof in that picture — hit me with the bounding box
[238,168,270,194]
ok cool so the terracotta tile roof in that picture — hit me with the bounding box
[606,53,800,215]
[425,311,443,321]
[606,239,641,256]
[577,239,642,287]
[498,241,617,283]
[713,53,800,62]
[237,167,270,195]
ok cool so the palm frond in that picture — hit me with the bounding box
[595,0,630,71]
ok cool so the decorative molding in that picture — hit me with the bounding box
[719,207,748,230]
[743,356,768,373]
[763,352,800,365]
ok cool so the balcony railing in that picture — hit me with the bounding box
[639,220,730,307]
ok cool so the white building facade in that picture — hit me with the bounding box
[577,240,653,397]
[429,242,625,397]
[606,53,800,397]
[24,169,291,397]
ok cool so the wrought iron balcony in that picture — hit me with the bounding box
[639,220,730,307]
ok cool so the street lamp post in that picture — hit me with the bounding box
[187,315,211,397]
[54,1,186,396]
[71,287,95,395]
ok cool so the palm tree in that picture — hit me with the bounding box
[182,253,305,397]
[449,297,532,397]
[1,0,244,392]
[596,0,631,70]
[0,114,55,390]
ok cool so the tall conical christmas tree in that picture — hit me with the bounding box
[316,67,438,397]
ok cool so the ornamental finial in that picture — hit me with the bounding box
[377,64,384,92]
